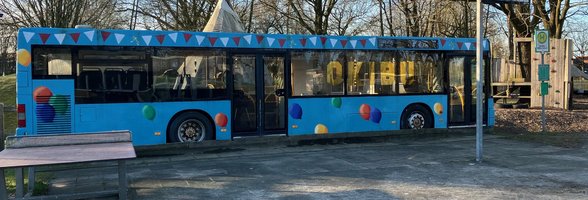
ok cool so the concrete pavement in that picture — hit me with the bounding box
[44,132,588,199]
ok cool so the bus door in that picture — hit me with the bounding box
[448,56,486,126]
[231,54,287,137]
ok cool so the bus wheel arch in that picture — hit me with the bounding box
[400,103,434,129]
[167,110,216,143]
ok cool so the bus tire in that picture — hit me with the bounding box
[168,112,213,143]
[401,104,433,130]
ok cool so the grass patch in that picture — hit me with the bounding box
[493,127,587,148]
[3,169,52,196]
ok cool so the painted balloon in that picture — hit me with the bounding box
[434,103,443,115]
[289,103,303,119]
[49,95,69,115]
[331,97,342,108]
[215,113,228,127]
[359,104,371,120]
[33,86,53,103]
[36,104,55,123]
[17,49,31,67]
[370,108,382,123]
[142,105,156,120]
[314,124,328,134]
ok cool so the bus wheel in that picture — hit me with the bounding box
[401,104,433,130]
[169,112,213,143]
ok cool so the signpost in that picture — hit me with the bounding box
[535,29,549,132]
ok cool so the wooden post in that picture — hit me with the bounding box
[0,103,4,151]
[15,168,23,198]
[0,169,7,200]
[118,160,127,200]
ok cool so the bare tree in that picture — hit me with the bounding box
[134,0,216,31]
[328,0,374,35]
[288,0,338,35]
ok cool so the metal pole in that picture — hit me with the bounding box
[475,0,484,162]
[541,53,546,132]
[0,103,4,151]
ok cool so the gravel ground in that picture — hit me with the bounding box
[495,94,588,133]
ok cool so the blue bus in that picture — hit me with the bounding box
[14,27,494,146]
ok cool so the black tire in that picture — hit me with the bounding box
[168,112,214,143]
[401,104,433,129]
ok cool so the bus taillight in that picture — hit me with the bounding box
[17,104,26,127]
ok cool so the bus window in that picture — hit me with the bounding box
[346,51,397,95]
[398,52,444,94]
[291,51,344,96]
[152,48,227,101]
[32,47,72,77]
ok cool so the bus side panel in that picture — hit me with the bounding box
[74,100,231,146]
[31,80,75,135]
[287,95,447,135]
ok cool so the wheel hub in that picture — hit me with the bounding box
[409,113,425,129]
[178,120,205,142]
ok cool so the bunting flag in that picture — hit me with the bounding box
[39,34,50,44]
[23,32,35,43]
[441,39,447,46]
[220,37,229,47]
[243,35,252,44]
[464,42,471,50]
[350,40,357,48]
[70,33,80,43]
[209,37,218,46]
[309,37,317,46]
[54,34,65,44]
[299,38,307,47]
[142,35,152,45]
[320,37,327,45]
[340,40,347,48]
[84,31,94,42]
[195,35,205,45]
[256,35,264,44]
[101,31,111,41]
[359,39,367,47]
[115,33,125,44]
[233,37,241,46]
[168,33,178,43]
[278,39,286,47]
[155,35,165,44]
[368,38,376,46]
[329,38,337,47]
[183,33,192,42]
[456,42,463,49]
[267,37,275,46]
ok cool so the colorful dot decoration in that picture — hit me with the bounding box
[17,49,31,67]
[142,105,156,120]
[289,103,302,119]
[314,124,328,134]
[33,86,69,123]
[215,113,228,127]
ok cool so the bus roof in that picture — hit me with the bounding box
[18,27,489,52]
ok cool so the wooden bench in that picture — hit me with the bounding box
[0,131,136,200]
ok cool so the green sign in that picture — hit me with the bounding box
[538,64,550,81]
[535,29,549,53]
[540,82,549,96]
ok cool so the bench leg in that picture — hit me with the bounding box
[0,169,7,200]
[28,167,35,195]
[118,160,127,200]
[15,168,24,198]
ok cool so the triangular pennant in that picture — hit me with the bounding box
[359,39,367,47]
[456,42,463,49]
[23,32,35,43]
[256,35,264,44]
[350,40,357,48]
[156,35,165,44]
[340,40,347,48]
[209,37,218,46]
[320,37,327,45]
[243,35,252,44]
[115,33,125,44]
[142,35,152,45]
[168,33,178,43]
[464,42,471,50]
[183,33,192,42]
[220,37,229,47]
[441,39,447,46]
[233,37,241,46]
[69,33,80,43]
[279,39,286,47]
[368,38,376,46]
[329,39,337,47]
[54,34,65,44]
[267,37,275,46]
[101,31,111,41]
[84,31,94,42]
[309,37,317,46]
[195,35,205,45]
[39,34,50,44]
[299,38,307,47]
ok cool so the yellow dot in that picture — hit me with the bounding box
[314,124,328,134]
[434,103,443,115]
[17,49,31,67]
